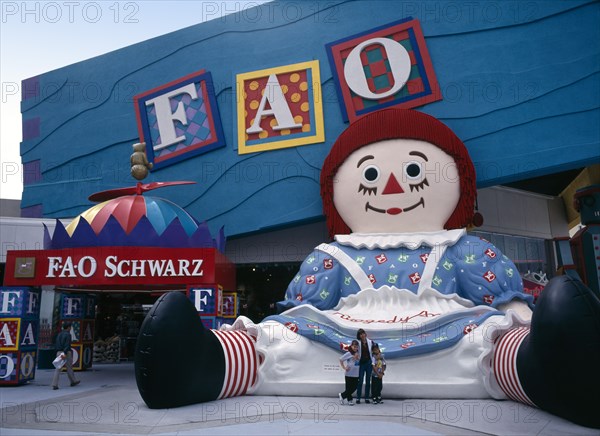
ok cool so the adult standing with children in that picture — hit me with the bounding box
[51,322,80,390]
[356,329,373,404]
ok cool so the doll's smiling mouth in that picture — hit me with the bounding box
[365,198,425,215]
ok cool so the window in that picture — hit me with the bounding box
[470,231,553,278]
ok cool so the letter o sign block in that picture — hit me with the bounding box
[326,17,441,122]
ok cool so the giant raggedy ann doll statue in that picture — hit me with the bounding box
[135,109,600,428]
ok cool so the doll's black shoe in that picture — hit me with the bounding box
[516,275,600,428]
[135,291,225,409]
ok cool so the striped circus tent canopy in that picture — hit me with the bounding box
[65,195,198,237]
[45,192,224,250]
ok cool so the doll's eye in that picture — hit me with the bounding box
[362,165,380,183]
[404,161,422,180]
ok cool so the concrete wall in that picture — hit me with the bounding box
[225,220,329,264]
[477,186,569,240]
[0,199,21,218]
[0,217,69,263]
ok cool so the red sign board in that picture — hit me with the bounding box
[4,247,235,291]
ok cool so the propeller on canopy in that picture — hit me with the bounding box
[88,181,196,202]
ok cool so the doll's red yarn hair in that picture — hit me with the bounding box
[320,108,476,238]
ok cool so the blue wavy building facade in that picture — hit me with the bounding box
[19,0,600,241]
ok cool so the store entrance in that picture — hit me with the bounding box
[94,293,158,362]
[236,263,300,323]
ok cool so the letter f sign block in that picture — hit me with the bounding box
[134,70,226,169]
[188,287,218,316]
[326,17,441,122]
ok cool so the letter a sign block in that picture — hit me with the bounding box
[326,17,441,122]
[236,61,325,154]
[134,70,226,169]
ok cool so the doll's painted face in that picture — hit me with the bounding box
[333,139,461,233]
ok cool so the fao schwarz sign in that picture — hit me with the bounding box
[134,17,440,167]
[3,247,234,288]
[46,255,205,279]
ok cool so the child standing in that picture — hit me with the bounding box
[371,344,386,404]
[338,340,360,405]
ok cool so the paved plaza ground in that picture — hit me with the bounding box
[1,362,597,435]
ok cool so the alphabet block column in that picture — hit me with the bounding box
[58,293,95,371]
[187,286,238,330]
[82,295,96,369]
[218,292,238,328]
[188,286,220,329]
[0,287,41,385]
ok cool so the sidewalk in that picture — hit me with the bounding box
[1,363,597,435]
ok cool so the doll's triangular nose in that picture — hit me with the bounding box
[382,173,404,195]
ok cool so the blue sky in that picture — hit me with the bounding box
[0,1,267,200]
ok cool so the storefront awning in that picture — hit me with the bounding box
[4,246,235,291]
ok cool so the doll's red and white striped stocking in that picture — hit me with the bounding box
[492,327,536,407]
[211,330,259,399]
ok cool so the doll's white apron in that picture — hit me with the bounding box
[222,235,529,400]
